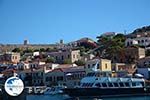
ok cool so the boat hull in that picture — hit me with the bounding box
[63,87,150,98]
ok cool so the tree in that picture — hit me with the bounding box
[46,48,52,52]
[34,49,40,52]
[96,33,126,62]
[12,48,21,53]
[74,60,85,66]
[40,48,45,52]
[46,57,56,63]
[146,50,150,56]
[63,59,72,64]
[78,46,86,56]
[23,48,33,53]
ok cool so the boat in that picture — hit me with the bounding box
[43,86,66,95]
[62,71,150,98]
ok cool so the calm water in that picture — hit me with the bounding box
[27,95,150,100]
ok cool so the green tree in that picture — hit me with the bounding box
[146,50,150,56]
[34,49,40,52]
[40,48,46,52]
[63,59,72,64]
[12,48,21,52]
[96,33,126,62]
[46,57,56,63]
[78,46,86,56]
[46,48,52,52]
[74,60,85,66]
[23,48,33,53]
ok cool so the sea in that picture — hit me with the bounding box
[27,95,150,100]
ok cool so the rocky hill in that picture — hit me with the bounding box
[127,25,150,38]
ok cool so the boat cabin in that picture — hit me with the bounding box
[80,72,145,88]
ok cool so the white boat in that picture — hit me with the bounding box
[62,71,150,98]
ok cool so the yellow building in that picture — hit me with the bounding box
[85,58,111,72]
[100,59,111,71]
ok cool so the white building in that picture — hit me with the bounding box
[17,62,30,70]
[125,37,150,47]
[29,61,45,69]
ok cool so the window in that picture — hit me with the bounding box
[132,82,136,86]
[15,56,17,59]
[119,82,124,87]
[36,73,38,76]
[46,77,49,81]
[57,76,63,81]
[12,56,14,59]
[88,64,90,68]
[108,83,113,87]
[77,55,79,58]
[145,39,148,42]
[82,83,85,87]
[113,83,119,87]
[97,64,99,69]
[138,40,140,43]
[95,83,101,87]
[141,82,144,86]
[92,64,95,67]
[49,77,52,81]
[124,82,130,87]
[61,56,64,60]
[105,64,107,69]
[102,83,107,87]
[89,83,93,87]
[127,42,130,46]
[85,83,88,87]
[34,64,36,68]
[41,72,43,76]
[73,54,75,58]
[55,56,58,60]
[68,55,70,58]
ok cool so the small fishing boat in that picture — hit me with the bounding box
[43,86,66,95]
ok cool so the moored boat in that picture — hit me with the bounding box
[62,72,150,98]
[43,86,66,95]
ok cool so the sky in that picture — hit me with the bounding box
[0,0,150,44]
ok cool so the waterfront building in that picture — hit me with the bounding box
[0,64,8,73]
[17,64,52,86]
[29,61,45,69]
[17,62,30,70]
[45,66,85,87]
